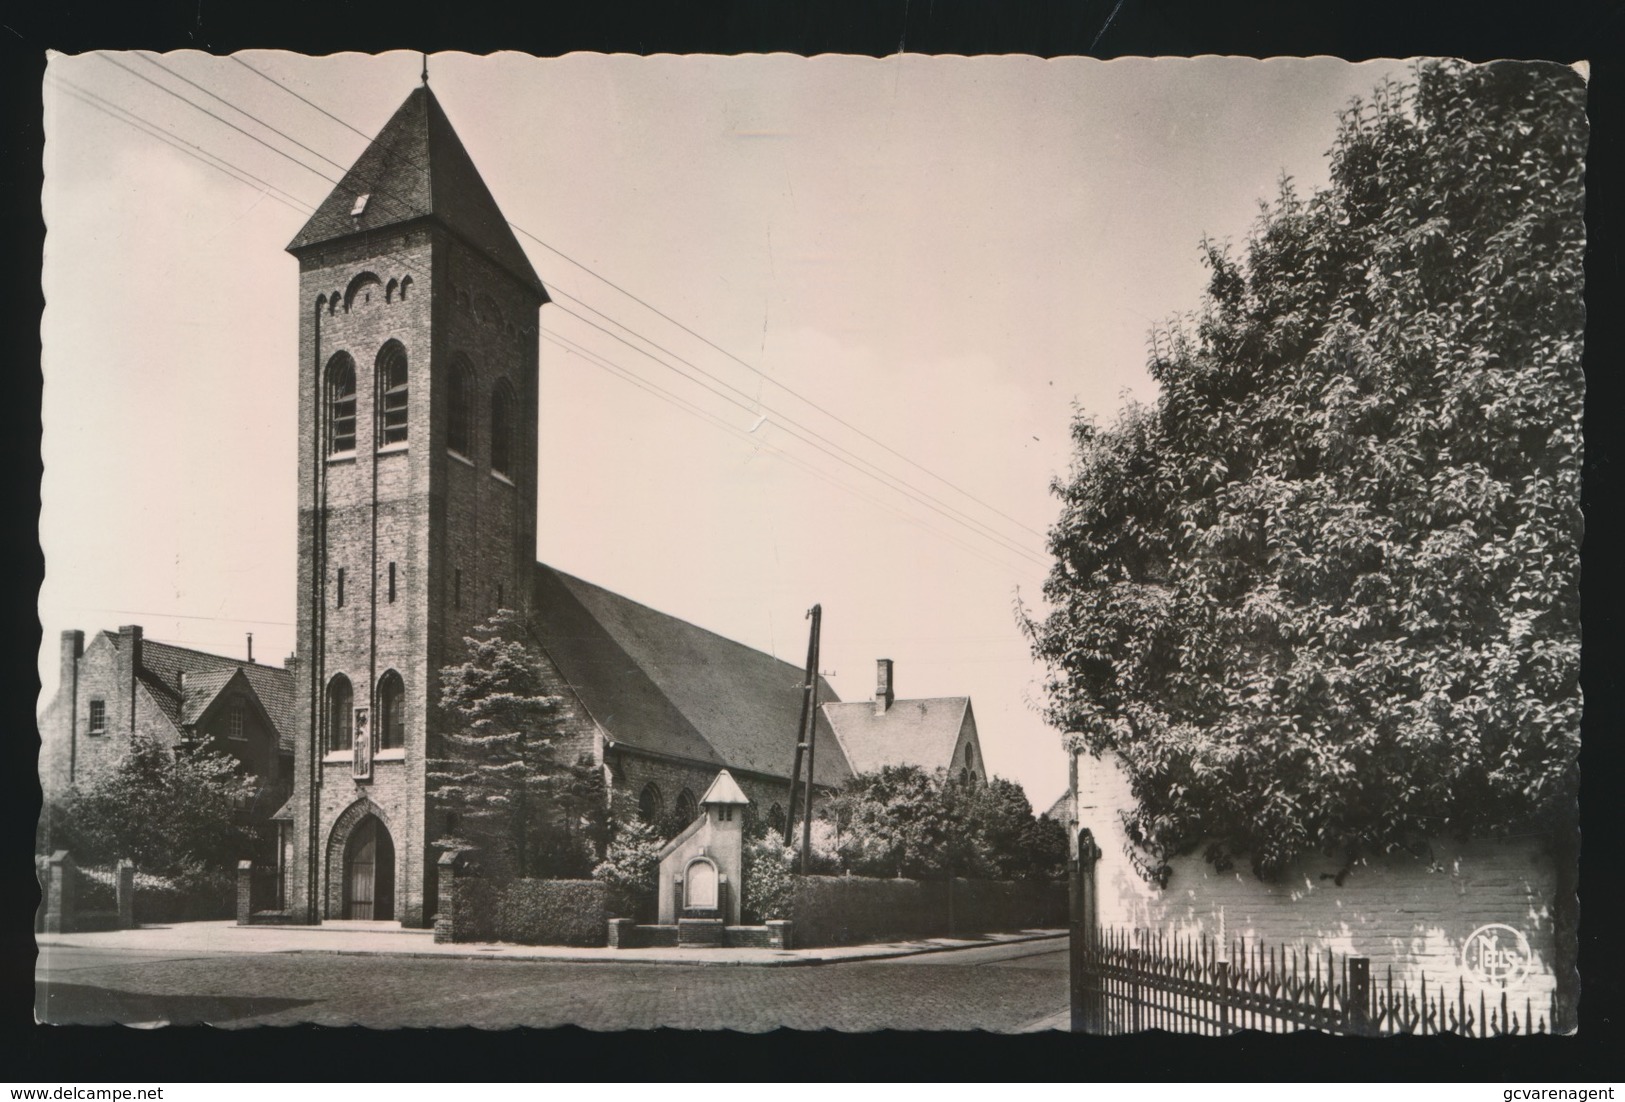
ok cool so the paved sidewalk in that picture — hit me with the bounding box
[35,920,1065,968]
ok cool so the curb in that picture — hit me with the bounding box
[279,929,1066,968]
[36,929,1067,969]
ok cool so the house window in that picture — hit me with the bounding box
[88,699,106,735]
[490,383,514,478]
[638,783,663,824]
[326,675,353,753]
[327,354,357,455]
[377,671,405,751]
[447,360,473,457]
[717,805,733,823]
[675,789,698,826]
[767,803,785,834]
[377,342,409,447]
[228,704,245,740]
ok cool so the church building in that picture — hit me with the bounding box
[41,80,986,929]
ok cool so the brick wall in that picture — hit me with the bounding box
[791,875,1066,948]
[1074,752,1560,1010]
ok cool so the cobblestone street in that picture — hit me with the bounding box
[35,938,1068,1031]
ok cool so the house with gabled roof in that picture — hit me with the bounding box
[822,659,986,785]
[39,624,297,858]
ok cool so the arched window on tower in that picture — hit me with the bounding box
[638,783,663,824]
[377,342,409,447]
[326,674,354,753]
[490,382,515,479]
[377,670,405,751]
[447,359,473,458]
[675,789,698,826]
[326,354,357,455]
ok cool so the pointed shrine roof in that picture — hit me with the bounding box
[287,84,546,300]
[700,769,750,806]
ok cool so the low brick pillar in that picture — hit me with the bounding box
[677,918,725,948]
[607,917,636,949]
[236,860,254,925]
[116,860,135,929]
[44,851,75,935]
[434,850,483,944]
[766,919,794,950]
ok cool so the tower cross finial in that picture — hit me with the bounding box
[422,52,429,85]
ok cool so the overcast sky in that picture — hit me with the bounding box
[40,51,1410,809]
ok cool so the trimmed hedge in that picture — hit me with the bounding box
[494,879,612,947]
[791,875,1066,947]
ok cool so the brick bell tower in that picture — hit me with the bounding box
[283,82,547,925]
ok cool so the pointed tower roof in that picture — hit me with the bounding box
[287,85,546,300]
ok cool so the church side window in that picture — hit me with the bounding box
[326,674,353,753]
[638,783,663,824]
[327,354,357,455]
[490,382,514,479]
[447,360,473,457]
[377,670,405,751]
[228,703,245,740]
[675,789,698,826]
[377,342,409,447]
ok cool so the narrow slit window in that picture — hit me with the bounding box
[327,354,357,455]
[455,568,462,609]
[337,567,346,609]
[447,361,473,456]
[496,583,503,609]
[388,562,396,604]
[377,343,409,447]
[490,384,514,478]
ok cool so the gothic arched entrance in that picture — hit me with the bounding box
[342,815,395,920]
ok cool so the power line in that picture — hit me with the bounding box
[50,604,295,627]
[549,300,1050,567]
[228,53,1046,542]
[79,57,1050,571]
[541,329,1043,581]
[95,53,342,189]
[48,76,314,216]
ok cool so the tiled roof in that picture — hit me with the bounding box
[529,563,852,788]
[137,639,297,753]
[821,697,971,777]
[286,85,546,300]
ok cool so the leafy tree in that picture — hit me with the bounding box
[52,733,257,875]
[825,766,1063,880]
[429,609,597,878]
[1024,61,1584,878]
[828,765,957,879]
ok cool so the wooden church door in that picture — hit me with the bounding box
[344,817,395,920]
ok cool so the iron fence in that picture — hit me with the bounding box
[1073,926,1556,1037]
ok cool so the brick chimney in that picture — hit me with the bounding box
[60,630,83,784]
[115,626,143,737]
[875,658,894,715]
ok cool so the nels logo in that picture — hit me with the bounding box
[1461,924,1532,988]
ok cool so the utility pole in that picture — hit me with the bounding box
[782,604,822,863]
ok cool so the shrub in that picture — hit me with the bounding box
[741,833,795,923]
[592,820,664,922]
[494,879,610,946]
